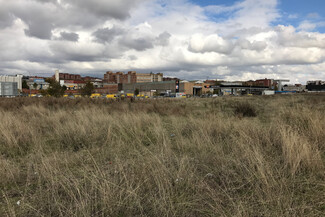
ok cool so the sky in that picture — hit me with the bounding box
[0,0,324,84]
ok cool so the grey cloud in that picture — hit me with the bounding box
[24,22,53,39]
[64,0,144,20]
[0,6,15,29]
[48,40,124,63]
[155,31,171,46]
[8,1,57,39]
[92,26,124,44]
[237,39,267,51]
[2,0,146,40]
[59,32,79,42]
[119,37,154,51]
[128,55,138,60]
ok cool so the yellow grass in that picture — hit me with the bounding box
[0,94,324,216]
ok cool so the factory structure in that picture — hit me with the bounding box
[2,70,325,98]
[0,75,23,97]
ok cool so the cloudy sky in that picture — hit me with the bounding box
[0,0,324,83]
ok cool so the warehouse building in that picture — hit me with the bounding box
[0,82,18,97]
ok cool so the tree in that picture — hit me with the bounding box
[22,80,29,89]
[33,82,38,90]
[80,81,94,96]
[134,88,140,96]
[46,79,67,97]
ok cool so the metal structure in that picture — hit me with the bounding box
[0,82,18,97]
[274,79,289,91]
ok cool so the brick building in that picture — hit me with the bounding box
[104,71,163,84]
[104,71,137,84]
[245,78,274,87]
[94,84,119,94]
[120,81,176,96]
[137,73,163,83]
[179,81,211,96]
[55,70,81,82]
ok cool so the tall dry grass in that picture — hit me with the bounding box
[0,94,324,216]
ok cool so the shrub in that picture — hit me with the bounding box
[234,102,257,117]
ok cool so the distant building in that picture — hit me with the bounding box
[163,77,179,82]
[0,74,23,91]
[104,71,137,84]
[26,77,50,90]
[63,80,86,90]
[136,72,163,83]
[244,78,274,88]
[120,81,176,96]
[94,84,119,94]
[104,71,163,84]
[55,70,81,82]
[179,81,212,96]
[306,80,325,91]
[283,84,306,92]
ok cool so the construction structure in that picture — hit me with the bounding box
[274,79,290,91]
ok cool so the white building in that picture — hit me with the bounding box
[0,74,23,91]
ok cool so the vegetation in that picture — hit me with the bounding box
[22,80,29,89]
[32,83,38,90]
[45,79,67,97]
[0,94,324,216]
[134,88,140,96]
[80,81,94,96]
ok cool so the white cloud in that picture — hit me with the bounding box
[188,34,234,54]
[0,0,324,83]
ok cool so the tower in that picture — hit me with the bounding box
[55,70,60,82]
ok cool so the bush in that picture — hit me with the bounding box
[234,102,257,117]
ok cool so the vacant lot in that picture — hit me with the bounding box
[0,95,324,216]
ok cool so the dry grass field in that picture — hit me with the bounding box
[0,94,324,216]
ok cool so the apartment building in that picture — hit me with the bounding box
[104,71,137,84]
[104,71,163,84]
[137,73,163,83]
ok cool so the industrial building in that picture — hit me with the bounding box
[306,80,325,91]
[120,81,176,96]
[179,81,212,96]
[0,82,18,97]
[26,77,50,90]
[0,74,23,91]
